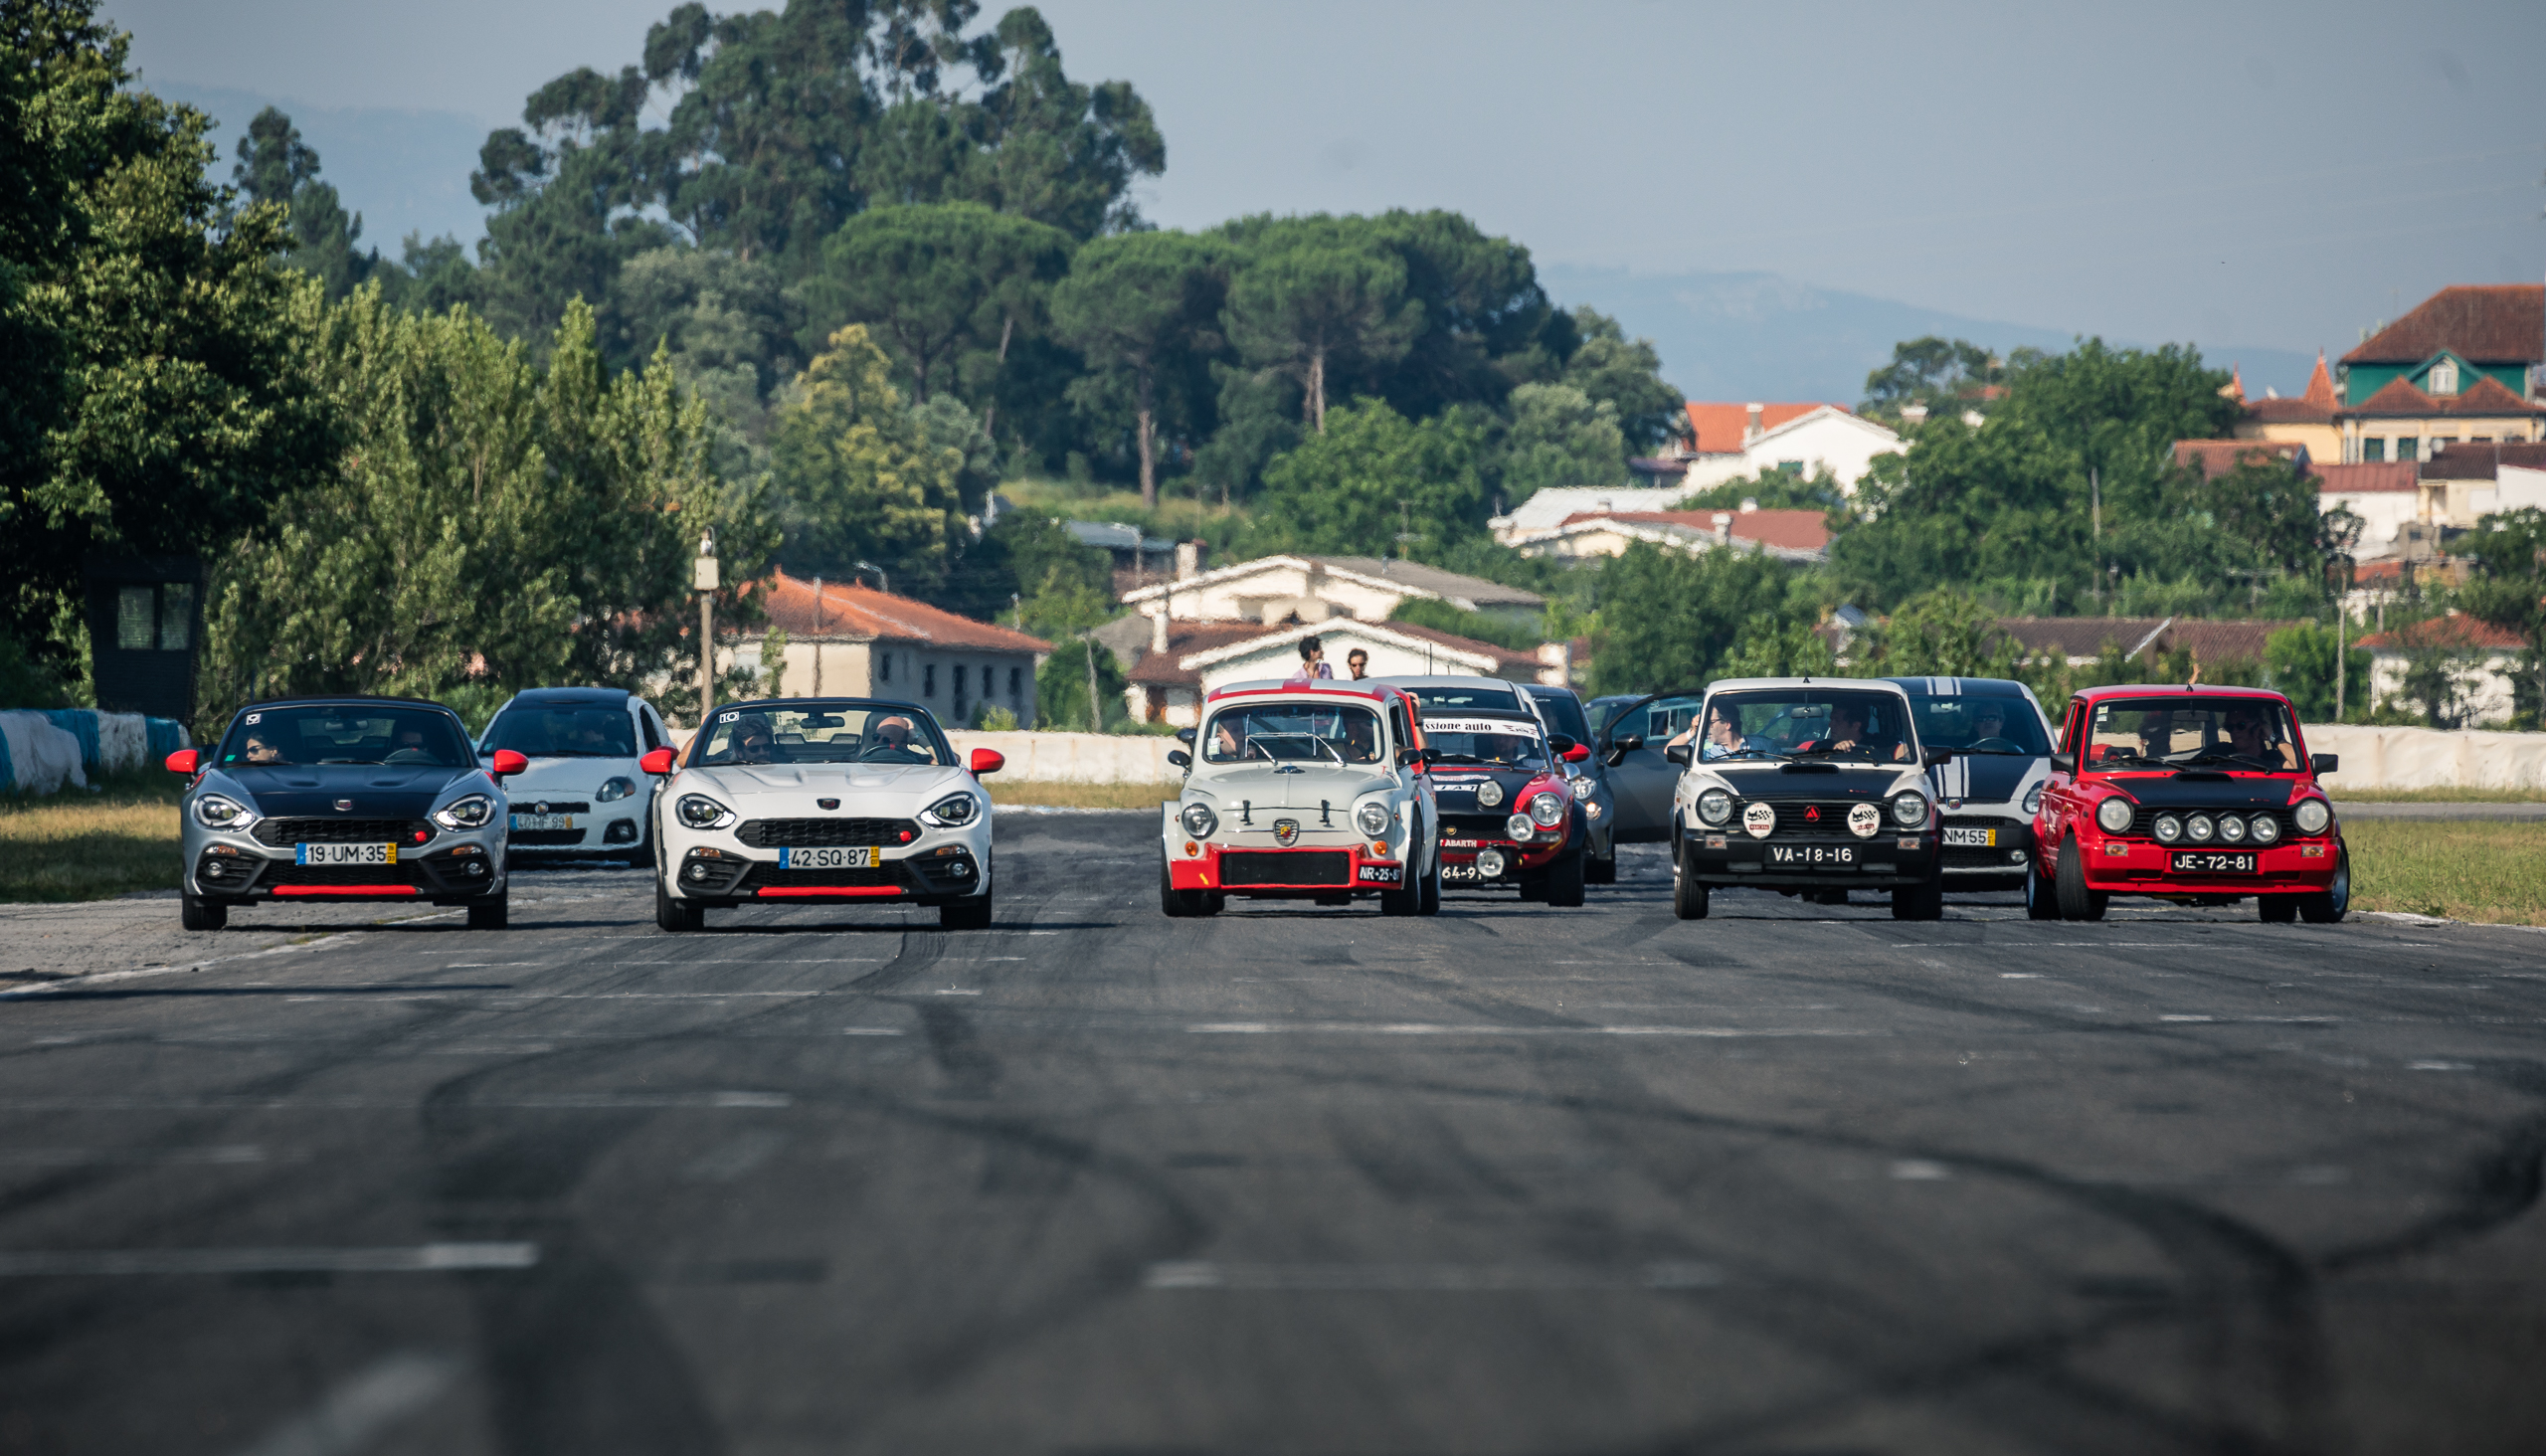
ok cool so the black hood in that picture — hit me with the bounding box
[1926,753,2039,805]
[1431,765,1549,802]
[1710,763,1894,802]
[2092,772,2298,811]
[228,763,483,819]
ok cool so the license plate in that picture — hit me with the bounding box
[1769,845,1855,865]
[1441,864,1485,883]
[297,842,395,866]
[1357,863,1401,883]
[2169,850,2257,874]
[1943,826,1996,847]
[780,846,879,869]
[510,814,576,831]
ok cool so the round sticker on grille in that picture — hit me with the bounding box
[1742,802,1775,838]
[1848,803,1882,837]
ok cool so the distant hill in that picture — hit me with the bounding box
[1541,264,2320,409]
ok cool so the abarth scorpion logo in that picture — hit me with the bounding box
[1273,819,1301,846]
[334,799,353,811]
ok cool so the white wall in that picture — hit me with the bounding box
[2324,490,2420,553]
[2302,724,2546,791]
[1679,411,1902,498]
[949,730,1182,784]
[723,637,1039,727]
[2366,649,2523,726]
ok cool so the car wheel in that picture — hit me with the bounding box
[2299,849,2349,923]
[1892,876,1944,921]
[940,892,995,930]
[655,879,701,932]
[622,823,652,868]
[1584,849,1616,885]
[2259,894,2299,923]
[2024,856,2060,920]
[2054,834,2105,921]
[1377,866,1417,916]
[1415,829,1441,916]
[466,891,509,931]
[1671,850,1710,920]
[180,893,227,932]
[1546,846,1586,908]
[1200,892,1225,917]
[1160,849,1190,918]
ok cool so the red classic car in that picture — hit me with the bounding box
[2028,684,2347,923]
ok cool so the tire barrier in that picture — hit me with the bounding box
[0,709,190,794]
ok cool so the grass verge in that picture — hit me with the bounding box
[2346,819,2546,926]
[2330,787,2546,804]
[987,779,1179,811]
[0,770,184,903]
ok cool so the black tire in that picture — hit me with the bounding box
[940,893,994,930]
[1161,851,1190,917]
[1584,848,1616,885]
[1671,844,1710,920]
[2298,849,2349,924]
[1378,869,1416,916]
[467,892,509,931]
[1546,846,1586,908]
[1892,876,1944,921]
[1416,839,1440,916]
[1199,892,1225,917]
[2259,894,2299,923]
[2024,857,2060,920]
[2054,834,2105,921]
[180,893,226,932]
[655,879,701,932]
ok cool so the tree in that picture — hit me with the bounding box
[1556,306,1683,455]
[1254,400,1488,557]
[1861,336,2002,421]
[767,324,972,597]
[799,201,1071,405]
[2458,507,2546,727]
[0,2,338,682]
[2265,623,2371,723]
[1222,220,1421,434]
[1588,542,1798,695]
[468,64,677,341]
[1498,381,1626,502]
[1050,230,1223,507]
[957,6,1165,238]
[232,106,374,300]
[1853,589,2021,679]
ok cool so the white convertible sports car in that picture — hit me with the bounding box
[645,698,1002,932]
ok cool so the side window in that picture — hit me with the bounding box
[2062,703,2087,759]
[636,707,662,752]
[1388,701,1412,756]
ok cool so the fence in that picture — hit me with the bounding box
[947,731,1182,784]
[0,709,191,795]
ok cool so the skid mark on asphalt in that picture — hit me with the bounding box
[225,1351,466,1456]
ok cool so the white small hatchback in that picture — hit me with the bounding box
[476,687,676,865]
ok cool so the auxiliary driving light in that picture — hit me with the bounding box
[1476,848,1507,877]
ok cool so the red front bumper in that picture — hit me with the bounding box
[1169,841,1401,894]
[2062,835,2341,893]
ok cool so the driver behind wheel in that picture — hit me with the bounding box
[731,716,778,763]
[862,714,931,764]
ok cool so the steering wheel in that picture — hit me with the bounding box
[1965,737,2024,754]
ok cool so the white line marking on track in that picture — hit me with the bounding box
[0,1243,535,1276]
[1143,1261,1722,1291]
[230,1351,464,1456]
[1186,1022,1878,1037]
[2410,1060,2473,1071]
[1890,1161,1952,1181]
[0,1091,789,1112]
[0,1146,266,1167]
[838,1028,904,1035]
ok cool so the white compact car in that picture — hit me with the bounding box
[1161,680,1439,916]
[476,686,676,864]
[645,698,1002,931]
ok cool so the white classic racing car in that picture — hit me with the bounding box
[1161,681,1440,916]
[646,698,1002,931]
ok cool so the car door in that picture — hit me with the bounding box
[1600,690,1707,841]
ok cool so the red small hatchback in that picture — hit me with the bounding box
[2027,684,2348,923]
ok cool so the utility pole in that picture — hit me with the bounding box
[2334,602,2346,723]
[2091,467,2101,606]
[694,529,719,727]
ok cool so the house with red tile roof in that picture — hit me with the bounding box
[2354,614,2530,726]
[2231,352,2342,464]
[723,570,1052,728]
[2335,284,2545,463]
[1122,618,1561,726]
[2171,439,2309,480]
[1505,504,1830,564]
[1672,401,1902,498]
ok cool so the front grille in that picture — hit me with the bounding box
[736,864,904,891]
[1219,850,1351,887]
[2124,806,2298,838]
[508,828,587,845]
[737,818,916,849]
[254,818,430,847]
[1941,817,2028,866]
[1438,813,1518,838]
[262,862,422,887]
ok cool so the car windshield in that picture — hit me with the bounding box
[482,703,636,758]
[2085,696,2301,772]
[1701,690,1916,764]
[692,703,953,767]
[1903,694,2050,755]
[1397,683,1525,716]
[1203,703,1382,764]
[1530,691,1591,746]
[1420,715,1548,768]
[218,704,473,769]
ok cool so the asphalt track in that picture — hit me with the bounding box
[3,812,2543,1455]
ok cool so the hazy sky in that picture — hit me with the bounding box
[102,0,2546,371]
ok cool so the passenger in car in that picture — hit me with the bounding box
[2222,703,2299,770]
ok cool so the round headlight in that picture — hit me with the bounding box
[2186,815,2215,842]
[1506,812,1535,839]
[1356,801,1391,837]
[920,792,980,828]
[432,794,495,831]
[676,794,736,829]
[1477,847,1508,877]
[1529,794,1565,827]
[2218,815,2247,843]
[1892,790,1929,827]
[192,794,254,830]
[596,776,636,804]
[2094,798,2134,834]
[1697,788,1733,825]
[2250,813,2281,844]
[2293,798,2332,834]
[1182,802,1218,839]
[2154,814,2183,843]
[1476,780,1505,809]
[2021,783,2045,816]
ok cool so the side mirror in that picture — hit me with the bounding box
[1611,735,1645,755]
[1175,728,1195,745]
[1663,743,1693,766]
[638,747,677,776]
[164,748,200,775]
[1560,743,1590,764]
[2310,752,2339,776]
[1167,749,1191,769]
[488,749,529,779]
[1396,747,1436,769]
[1922,747,1955,767]
[1547,734,1577,755]
[968,748,1005,777]
[2048,753,2074,775]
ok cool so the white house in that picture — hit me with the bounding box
[2311,461,2423,557]
[2358,614,2529,726]
[1123,618,1562,727]
[1505,503,1831,564]
[1676,402,1903,497]
[718,570,1052,728]
[1117,554,1545,635]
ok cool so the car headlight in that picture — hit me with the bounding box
[2293,798,2331,834]
[1476,780,1505,809]
[2218,815,2247,843]
[2021,783,2044,816]
[1528,794,1566,827]
[1506,812,1535,840]
[676,794,737,829]
[1182,802,1218,839]
[1356,801,1390,837]
[919,792,981,828]
[2094,798,2133,834]
[2186,814,2215,842]
[2249,813,2281,844]
[596,776,636,804]
[192,794,255,830]
[433,794,495,831]
[2153,814,2183,843]
[1697,788,1733,825]
[1891,790,1929,827]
